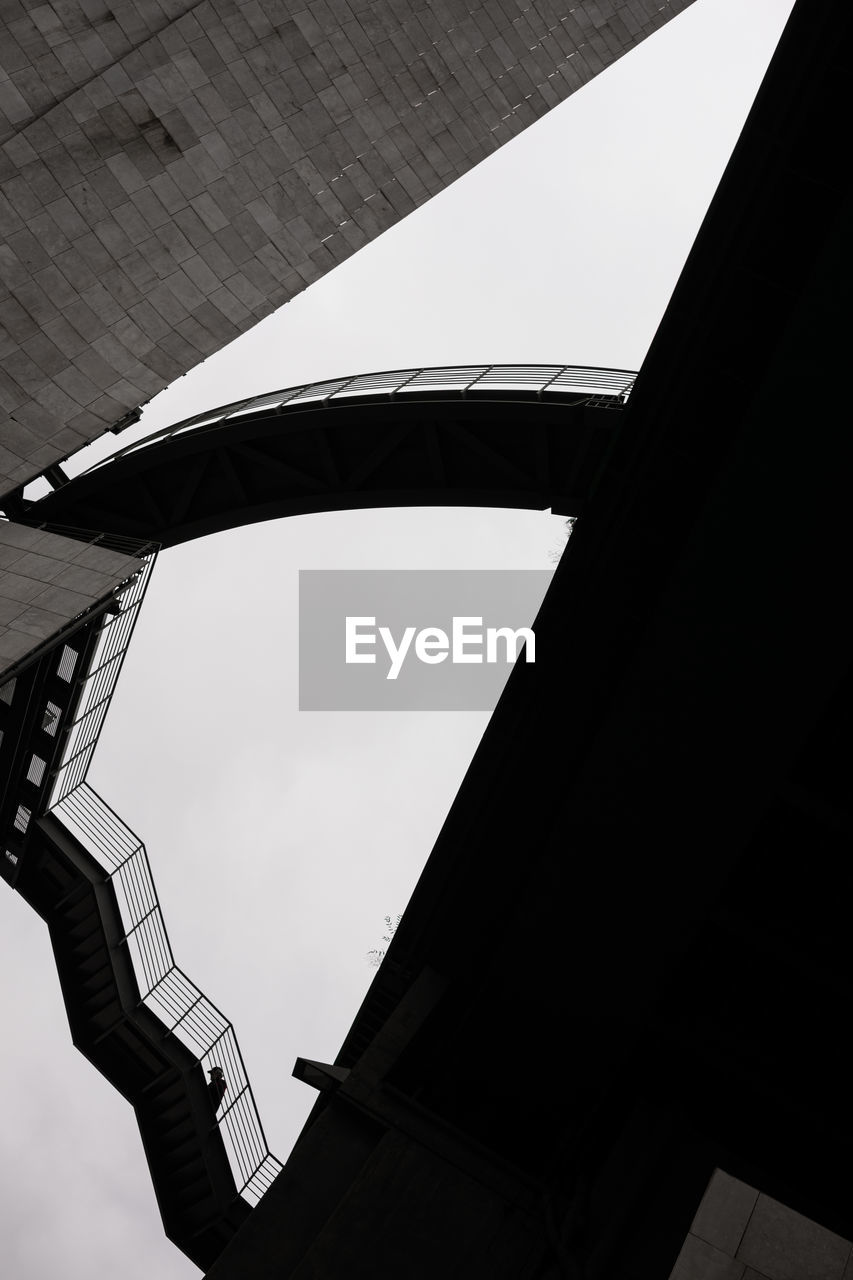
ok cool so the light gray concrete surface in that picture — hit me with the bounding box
[670,1171,853,1280]
[0,520,142,676]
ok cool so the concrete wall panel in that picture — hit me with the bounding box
[0,520,141,675]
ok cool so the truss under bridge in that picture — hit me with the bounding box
[19,364,637,547]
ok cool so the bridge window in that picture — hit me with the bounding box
[26,756,46,787]
[42,703,61,736]
[56,646,78,682]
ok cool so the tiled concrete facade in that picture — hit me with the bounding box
[0,520,141,673]
[669,1170,853,1280]
[0,0,695,496]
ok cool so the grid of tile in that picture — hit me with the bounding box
[669,1170,853,1280]
[0,520,142,672]
[0,0,696,497]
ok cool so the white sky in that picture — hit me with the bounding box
[0,3,796,1276]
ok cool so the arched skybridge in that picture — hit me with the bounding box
[24,364,637,547]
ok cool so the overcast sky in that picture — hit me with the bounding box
[0,3,796,1276]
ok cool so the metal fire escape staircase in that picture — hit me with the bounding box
[16,797,255,1268]
[1,534,281,1271]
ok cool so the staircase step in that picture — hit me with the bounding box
[165,1152,208,1186]
[65,913,102,943]
[147,1098,194,1126]
[56,892,98,926]
[83,990,122,1022]
[149,1099,196,1129]
[68,931,105,960]
[146,1077,187,1106]
[153,1136,202,1169]
[72,950,112,980]
[80,969,115,999]
[149,1140,205,1176]
[167,1173,216,1214]
[69,947,110,975]
[152,1116,197,1146]
[142,1073,183,1103]
[162,1152,203,1177]
[156,1151,210,1190]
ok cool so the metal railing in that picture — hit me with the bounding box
[48,542,157,806]
[39,530,283,1205]
[53,782,283,1205]
[20,523,160,559]
[80,363,638,476]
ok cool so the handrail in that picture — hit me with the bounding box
[53,782,283,1204]
[48,546,156,807]
[78,363,638,477]
[39,536,282,1207]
